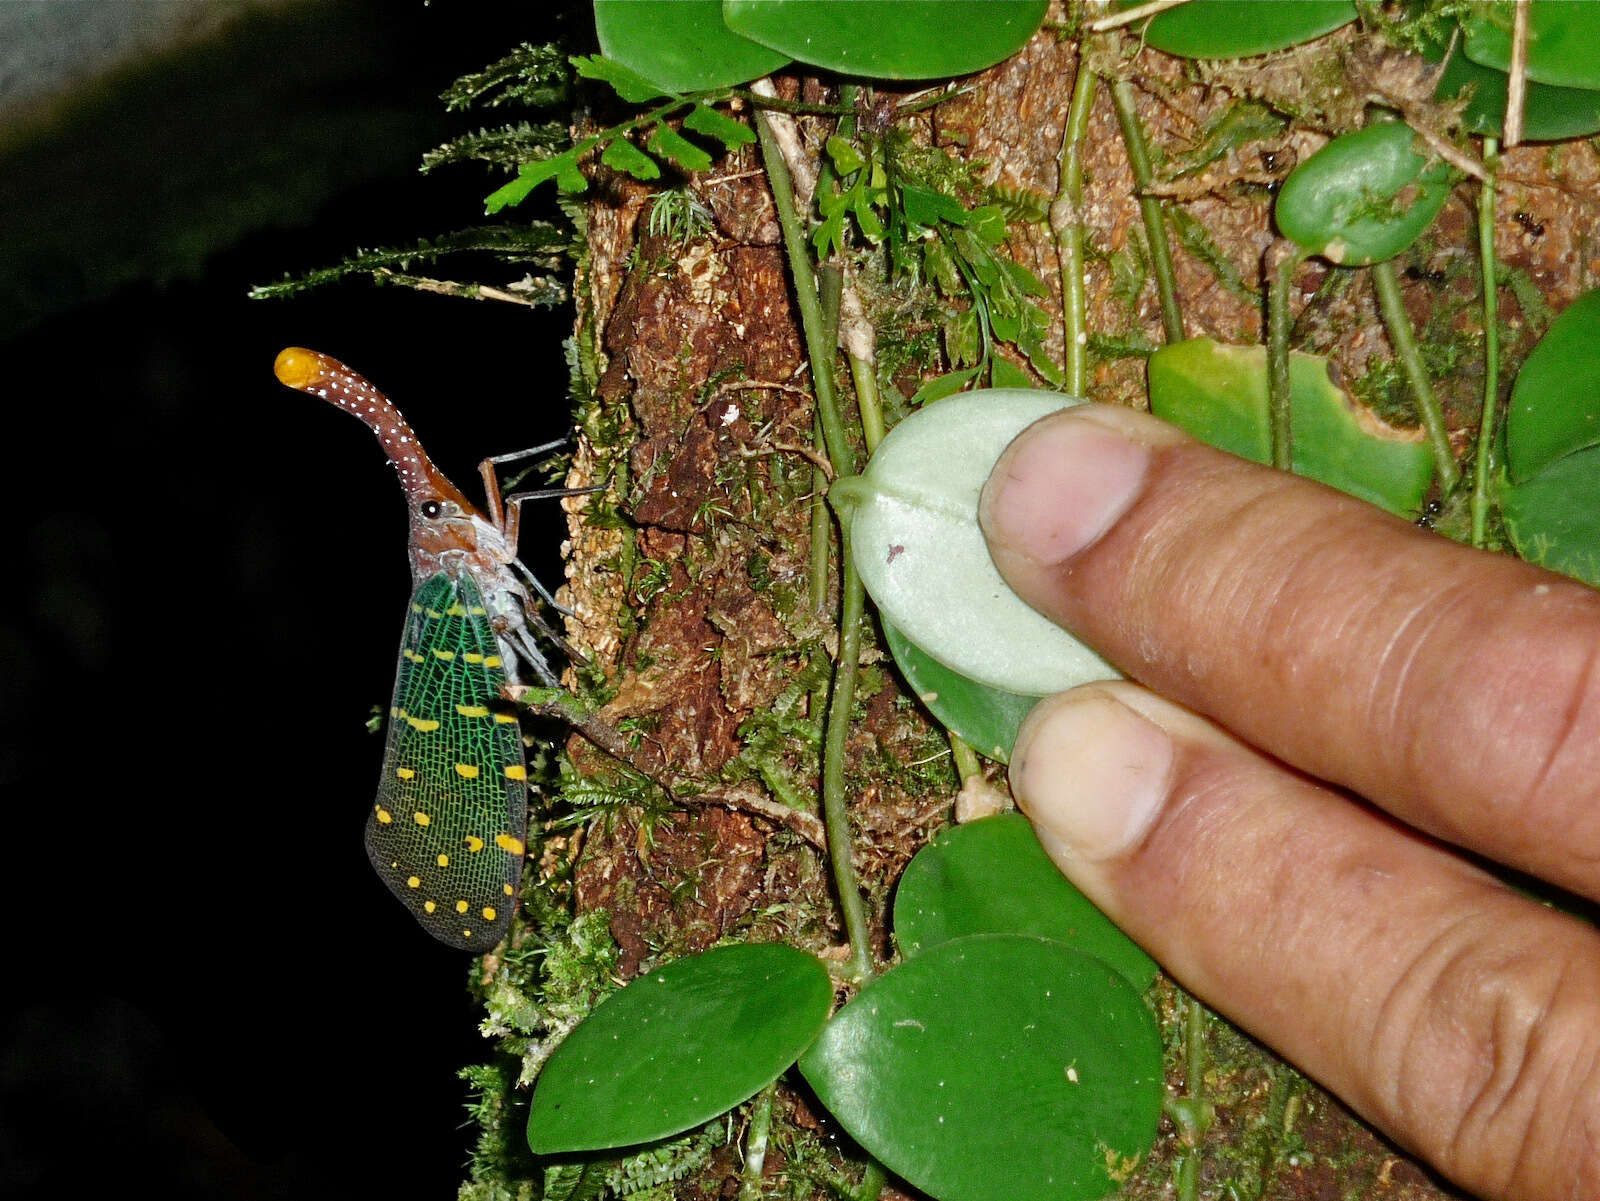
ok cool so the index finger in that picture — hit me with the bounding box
[978,404,1600,900]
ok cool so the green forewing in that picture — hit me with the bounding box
[368,571,527,949]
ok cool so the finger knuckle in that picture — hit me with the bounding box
[1389,920,1600,1201]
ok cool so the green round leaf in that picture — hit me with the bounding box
[1430,25,1600,141]
[1504,445,1600,588]
[827,389,1119,697]
[1274,121,1454,266]
[894,814,1158,990]
[722,0,1049,80]
[1148,338,1435,517]
[527,942,832,1153]
[1463,1,1600,91]
[595,0,790,92]
[882,618,1039,763]
[1506,288,1600,483]
[799,934,1163,1201]
[1125,0,1355,59]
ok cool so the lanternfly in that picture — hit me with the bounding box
[275,348,580,948]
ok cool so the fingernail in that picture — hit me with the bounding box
[1009,689,1173,860]
[979,406,1157,567]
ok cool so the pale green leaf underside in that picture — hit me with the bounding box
[832,389,1118,696]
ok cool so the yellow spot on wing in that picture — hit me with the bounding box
[463,652,485,664]
[464,836,485,853]
[424,900,436,913]
[493,712,518,724]
[504,764,527,781]
[432,648,456,661]
[406,715,441,732]
[426,608,444,619]
[483,655,503,668]
[407,876,421,889]
[446,603,468,617]
[395,767,415,780]
[482,906,497,921]
[375,806,393,823]
[455,900,469,914]
[503,883,514,896]
[437,854,449,866]
[403,649,424,663]
[496,833,525,856]
[414,811,431,826]
[455,763,480,779]
[455,704,489,718]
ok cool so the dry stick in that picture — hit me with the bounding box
[1504,0,1532,150]
[509,690,829,849]
[1085,0,1191,33]
[1053,50,1097,396]
[1370,259,1461,490]
[1472,138,1502,547]
[373,269,548,307]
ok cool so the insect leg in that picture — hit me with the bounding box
[478,438,572,532]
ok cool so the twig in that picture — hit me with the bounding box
[374,269,551,307]
[1504,0,1531,149]
[697,377,813,416]
[750,78,819,213]
[1085,0,1190,33]
[512,686,831,847]
[508,688,673,791]
[737,440,836,479]
[689,783,828,849]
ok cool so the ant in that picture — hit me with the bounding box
[1514,210,1545,238]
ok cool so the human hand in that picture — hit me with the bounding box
[978,404,1600,1201]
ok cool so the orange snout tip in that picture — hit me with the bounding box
[274,347,324,389]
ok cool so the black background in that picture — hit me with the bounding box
[1,5,581,1197]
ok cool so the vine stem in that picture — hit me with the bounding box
[1370,259,1461,490]
[949,733,982,786]
[856,1160,887,1201]
[1109,73,1184,344]
[739,1084,774,1201]
[1053,50,1097,395]
[1472,138,1501,546]
[1266,241,1306,472]
[824,557,874,982]
[755,108,855,478]
[755,96,874,983]
[841,278,886,452]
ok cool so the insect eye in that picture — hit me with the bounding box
[421,500,444,519]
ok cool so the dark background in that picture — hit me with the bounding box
[1,4,582,1196]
